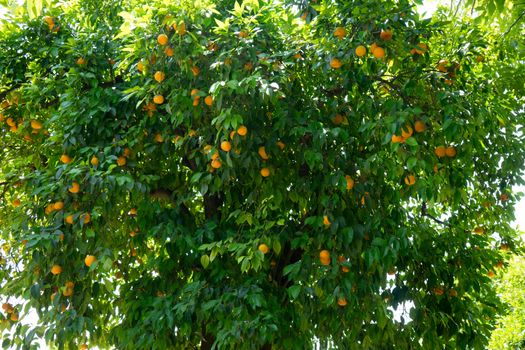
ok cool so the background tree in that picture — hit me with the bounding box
[0,0,524,349]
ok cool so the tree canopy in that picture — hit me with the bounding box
[0,0,524,349]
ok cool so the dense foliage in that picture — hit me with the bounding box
[0,0,524,348]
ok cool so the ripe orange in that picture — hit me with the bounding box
[433,287,444,295]
[122,148,130,158]
[76,57,86,65]
[51,264,62,275]
[500,243,510,251]
[391,135,404,143]
[319,250,330,260]
[332,114,344,125]
[355,45,367,57]
[193,97,200,106]
[154,71,166,83]
[12,199,21,207]
[258,146,269,160]
[157,34,169,45]
[191,66,200,76]
[165,47,174,56]
[445,146,456,157]
[260,167,270,177]
[53,201,64,210]
[330,58,342,69]
[43,16,54,25]
[401,125,413,139]
[68,182,80,194]
[434,146,446,158]
[117,156,126,166]
[10,313,18,321]
[177,22,186,36]
[345,175,354,190]
[90,155,99,166]
[437,60,448,73]
[85,255,96,267]
[380,29,393,41]
[487,270,495,278]
[258,244,269,254]
[220,141,232,152]
[154,133,164,143]
[31,120,43,130]
[204,95,213,106]
[411,43,428,55]
[341,266,350,273]
[276,141,285,150]
[80,344,88,350]
[211,159,222,169]
[237,125,248,136]
[404,174,416,186]
[129,208,137,216]
[414,120,426,132]
[500,193,509,201]
[372,47,385,59]
[60,154,72,164]
[238,30,248,38]
[65,214,74,224]
[337,297,347,307]
[229,130,236,139]
[334,27,346,39]
[81,213,91,224]
[153,95,164,104]
[137,61,144,72]
[190,88,199,97]
[473,227,484,234]
[323,215,331,226]
[448,289,458,297]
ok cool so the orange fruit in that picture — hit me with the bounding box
[53,201,64,210]
[220,141,232,152]
[334,27,346,39]
[345,175,354,190]
[323,215,331,226]
[81,213,91,224]
[6,117,16,126]
[380,29,393,41]
[76,57,86,65]
[448,289,458,297]
[193,98,200,107]
[332,114,344,125]
[154,71,166,83]
[10,313,19,321]
[330,58,342,69]
[211,151,220,160]
[123,148,131,157]
[43,16,54,25]
[153,95,164,104]
[258,146,269,160]
[355,45,367,57]
[404,174,416,186]
[370,42,379,54]
[157,34,169,45]
[85,255,96,267]
[60,154,72,164]
[445,146,456,157]
[177,22,186,36]
[276,141,285,150]
[203,145,212,154]
[137,61,144,72]
[229,130,236,139]
[500,193,509,201]
[237,125,248,136]
[154,133,164,143]
[337,297,347,307]
[129,208,137,216]
[51,264,62,275]
[341,266,350,273]
[258,244,269,254]
[372,47,385,59]
[260,167,270,177]
[414,120,426,132]
[411,43,428,55]
[433,287,444,295]
[12,199,21,207]
[191,66,200,76]
[437,60,448,73]
[495,261,504,269]
[165,47,174,56]
[80,344,88,350]
[117,156,126,166]
[487,270,495,278]
[90,155,99,166]
[204,95,213,106]
[391,135,404,143]
[401,125,413,139]
[473,227,484,234]
[65,214,74,224]
[190,88,199,97]
[500,243,510,251]
[68,182,80,193]
[211,159,222,169]
[319,250,330,260]
[434,146,446,158]
[238,30,248,38]
[31,120,43,130]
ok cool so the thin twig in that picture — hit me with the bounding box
[500,10,525,39]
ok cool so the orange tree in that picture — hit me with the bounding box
[0,0,524,348]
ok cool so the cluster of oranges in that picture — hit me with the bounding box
[1,302,18,322]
